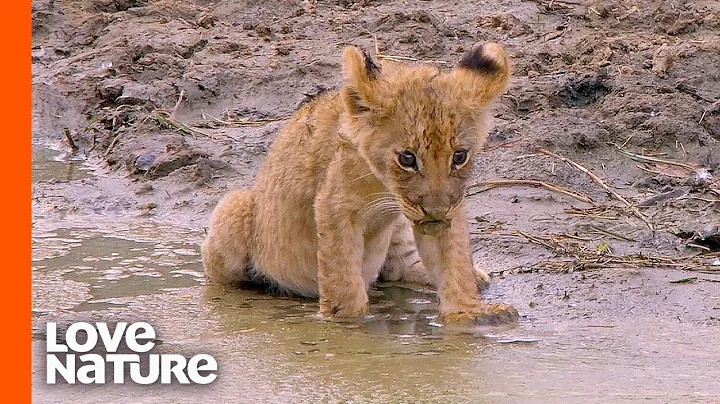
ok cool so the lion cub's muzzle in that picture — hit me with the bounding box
[406,201,461,236]
[402,197,462,235]
[414,219,451,236]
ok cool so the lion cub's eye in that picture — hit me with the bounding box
[397,151,418,170]
[452,149,468,167]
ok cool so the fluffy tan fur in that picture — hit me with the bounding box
[202,43,518,325]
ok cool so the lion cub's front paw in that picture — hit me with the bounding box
[319,297,369,318]
[443,303,519,326]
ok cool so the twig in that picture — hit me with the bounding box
[229,117,287,127]
[588,225,636,242]
[699,110,707,124]
[198,110,288,128]
[613,144,697,173]
[510,230,590,256]
[153,110,212,138]
[466,179,593,204]
[513,153,539,160]
[541,29,565,42]
[169,88,186,120]
[686,243,711,252]
[619,135,633,149]
[513,230,556,251]
[537,148,654,230]
[201,110,235,126]
[565,205,624,219]
[82,115,100,134]
[530,0,585,7]
[63,128,79,154]
[558,233,597,242]
[519,253,717,274]
[549,0,584,5]
[104,133,121,158]
[679,196,720,204]
[635,164,685,178]
[480,139,523,152]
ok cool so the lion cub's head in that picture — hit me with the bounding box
[340,43,510,231]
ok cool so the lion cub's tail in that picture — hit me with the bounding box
[202,189,255,285]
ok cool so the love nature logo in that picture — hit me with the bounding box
[46,322,217,385]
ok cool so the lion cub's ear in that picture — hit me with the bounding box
[452,43,511,106]
[341,46,383,115]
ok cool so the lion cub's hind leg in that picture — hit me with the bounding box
[380,219,433,285]
[201,189,255,286]
[381,218,491,290]
[472,263,491,290]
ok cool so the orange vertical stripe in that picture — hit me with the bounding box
[1,1,31,402]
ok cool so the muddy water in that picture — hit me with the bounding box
[32,151,720,403]
[32,146,92,183]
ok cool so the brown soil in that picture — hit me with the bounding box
[32,0,720,325]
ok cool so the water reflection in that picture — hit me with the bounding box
[32,223,204,313]
[32,146,91,182]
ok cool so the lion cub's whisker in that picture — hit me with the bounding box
[348,172,376,183]
[357,198,401,218]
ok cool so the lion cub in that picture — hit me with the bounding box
[202,43,518,325]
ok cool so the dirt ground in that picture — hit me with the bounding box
[32,0,720,328]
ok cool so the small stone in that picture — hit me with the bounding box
[651,44,673,78]
[134,153,156,172]
[135,184,153,195]
[255,26,272,37]
[196,13,217,28]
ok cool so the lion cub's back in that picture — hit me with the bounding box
[253,92,343,198]
[248,92,345,292]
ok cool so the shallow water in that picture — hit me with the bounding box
[32,149,720,403]
[32,146,92,183]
